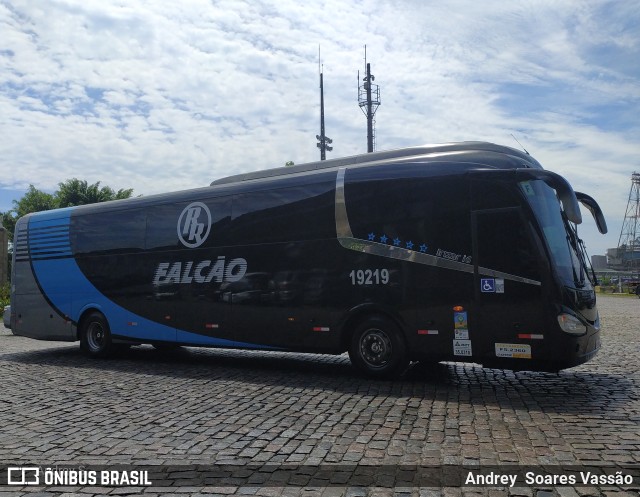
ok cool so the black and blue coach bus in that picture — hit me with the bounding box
[10,142,607,377]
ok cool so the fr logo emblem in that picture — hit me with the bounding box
[177,202,212,248]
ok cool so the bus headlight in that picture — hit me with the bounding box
[557,313,587,335]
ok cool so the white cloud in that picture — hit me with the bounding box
[0,0,638,256]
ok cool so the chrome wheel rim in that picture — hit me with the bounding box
[86,322,105,351]
[359,328,392,369]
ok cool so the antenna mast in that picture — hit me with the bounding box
[358,46,381,153]
[316,46,333,160]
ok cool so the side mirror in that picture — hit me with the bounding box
[575,192,608,234]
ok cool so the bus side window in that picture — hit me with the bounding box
[345,177,472,256]
[474,208,540,281]
[73,208,146,256]
[472,180,520,210]
[230,183,334,245]
[145,197,232,251]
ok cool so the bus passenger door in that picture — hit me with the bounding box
[472,207,545,362]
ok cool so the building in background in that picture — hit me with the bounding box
[592,255,607,270]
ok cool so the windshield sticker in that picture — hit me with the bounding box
[495,343,532,359]
[453,339,472,356]
[454,311,468,329]
[455,329,469,340]
[481,278,505,293]
[481,278,495,292]
[520,181,536,196]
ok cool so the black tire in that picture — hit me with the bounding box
[79,311,115,358]
[348,315,408,378]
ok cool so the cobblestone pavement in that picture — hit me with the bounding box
[0,295,638,497]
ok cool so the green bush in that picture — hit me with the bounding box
[0,282,9,316]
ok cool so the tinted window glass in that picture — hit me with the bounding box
[231,183,334,245]
[475,208,539,280]
[473,180,520,210]
[345,177,472,258]
[519,180,578,285]
[146,197,232,250]
[72,208,146,255]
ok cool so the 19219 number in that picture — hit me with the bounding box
[349,269,390,285]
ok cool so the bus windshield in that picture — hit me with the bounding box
[519,180,587,288]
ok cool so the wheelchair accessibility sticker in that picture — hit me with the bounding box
[481,278,504,293]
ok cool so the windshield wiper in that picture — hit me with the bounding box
[577,235,599,286]
[565,234,582,287]
[563,215,586,288]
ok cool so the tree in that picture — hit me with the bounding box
[12,185,57,219]
[56,179,134,208]
[285,161,295,167]
[1,179,135,282]
[1,212,16,240]
[2,180,135,240]
[1,185,56,241]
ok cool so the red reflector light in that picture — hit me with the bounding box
[313,327,330,332]
[418,329,439,335]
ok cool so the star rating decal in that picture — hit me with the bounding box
[364,232,428,254]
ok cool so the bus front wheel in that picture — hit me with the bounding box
[80,311,115,358]
[348,316,408,378]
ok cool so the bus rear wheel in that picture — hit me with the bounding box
[348,316,408,378]
[80,311,115,358]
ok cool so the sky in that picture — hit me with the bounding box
[0,0,639,257]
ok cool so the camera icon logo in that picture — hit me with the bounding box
[7,467,40,485]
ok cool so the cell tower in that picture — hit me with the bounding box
[358,46,381,153]
[316,47,333,160]
[616,172,640,271]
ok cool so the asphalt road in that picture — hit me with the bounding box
[0,294,638,496]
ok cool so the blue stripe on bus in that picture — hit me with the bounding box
[28,213,73,261]
[29,210,274,350]
[28,208,75,225]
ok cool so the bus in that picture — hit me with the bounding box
[10,142,607,377]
